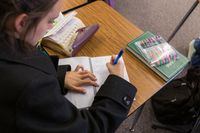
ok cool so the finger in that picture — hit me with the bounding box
[81,73,97,81]
[75,65,84,72]
[106,62,110,68]
[81,79,99,87]
[106,62,112,73]
[78,70,93,75]
[80,73,95,79]
[79,70,97,79]
[110,55,116,64]
[72,86,86,94]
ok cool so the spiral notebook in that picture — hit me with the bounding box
[59,56,129,109]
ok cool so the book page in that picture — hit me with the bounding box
[58,57,95,109]
[90,56,129,92]
[44,11,77,37]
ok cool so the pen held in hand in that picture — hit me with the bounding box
[113,49,124,65]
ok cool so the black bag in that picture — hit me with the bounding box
[152,66,200,126]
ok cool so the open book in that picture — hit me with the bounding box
[58,56,129,109]
[41,11,99,57]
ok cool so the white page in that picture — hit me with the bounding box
[59,57,95,109]
[44,11,77,37]
[90,56,129,92]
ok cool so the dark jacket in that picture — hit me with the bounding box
[0,44,137,133]
[191,38,200,66]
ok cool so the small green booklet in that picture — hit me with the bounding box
[126,31,189,81]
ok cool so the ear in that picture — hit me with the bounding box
[14,13,28,34]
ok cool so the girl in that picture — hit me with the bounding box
[0,0,137,132]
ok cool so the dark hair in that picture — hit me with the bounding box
[0,0,58,53]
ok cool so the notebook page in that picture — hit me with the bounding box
[58,57,95,109]
[90,56,129,92]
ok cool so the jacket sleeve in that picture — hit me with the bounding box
[16,74,136,133]
[49,55,71,94]
[57,65,71,94]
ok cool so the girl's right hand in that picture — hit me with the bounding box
[106,55,124,78]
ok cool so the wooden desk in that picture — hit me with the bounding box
[53,1,165,115]
[61,0,103,11]
[61,0,86,11]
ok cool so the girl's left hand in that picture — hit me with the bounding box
[64,65,99,94]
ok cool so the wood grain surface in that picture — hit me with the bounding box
[47,1,165,115]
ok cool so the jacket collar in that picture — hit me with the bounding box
[0,46,56,75]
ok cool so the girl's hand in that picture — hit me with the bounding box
[64,65,99,94]
[106,55,124,78]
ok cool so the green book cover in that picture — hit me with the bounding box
[126,31,189,81]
